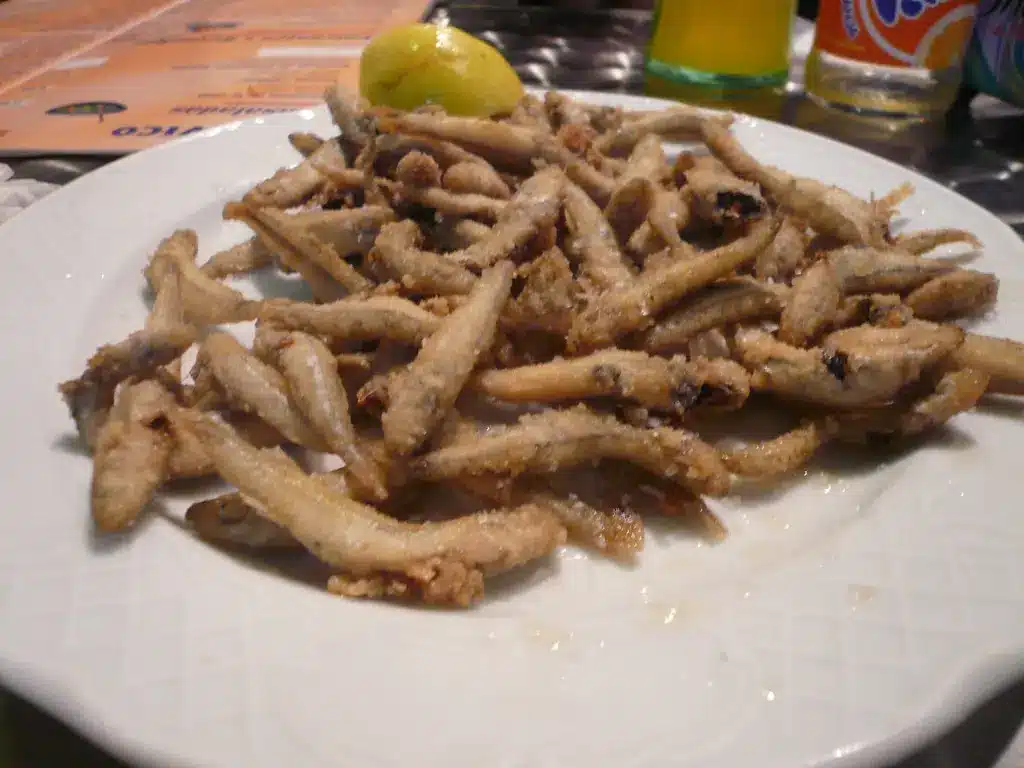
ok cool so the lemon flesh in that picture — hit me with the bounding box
[360,23,524,117]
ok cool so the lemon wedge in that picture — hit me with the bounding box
[359,23,524,117]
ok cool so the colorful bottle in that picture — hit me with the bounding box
[806,0,980,117]
[644,0,796,103]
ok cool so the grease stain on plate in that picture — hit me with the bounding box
[847,584,879,610]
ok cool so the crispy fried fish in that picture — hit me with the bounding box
[177,410,565,607]
[470,350,749,413]
[830,245,956,294]
[595,105,729,156]
[569,215,777,352]
[458,473,644,562]
[501,246,580,335]
[59,323,197,450]
[225,204,372,295]
[720,421,830,479]
[443,161,512,199]
[200,332,324,448]
[260,295,441,346]
[152,229,260,324]
[200,237,273,280]
[895,228,981,256]
[735,322,964,408]
[702,121,906,248]
[411,406,731,497]
[91,380,174,532]
[682,166,766,227]
[244,138,348,208]
[754,215,808,282]
[642,277,788,354]
[446,167,565,270]
[265,329,388,500]
[952,334,1024,395]
[383,261,514,456]
[366,220,477,296]
[834,368,990,439]
[563,180,635,291]
[904,270,998,321]
[778,260,843,347]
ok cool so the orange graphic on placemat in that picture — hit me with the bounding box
[816,0,979,68]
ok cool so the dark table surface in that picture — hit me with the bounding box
[9,2,1024,237]
[3,3,1023,767]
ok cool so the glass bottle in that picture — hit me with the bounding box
[644,0,796,109]
[806,0,980,118]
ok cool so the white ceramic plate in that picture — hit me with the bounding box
[1,92,1023,768]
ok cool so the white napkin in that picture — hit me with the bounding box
[0,164,58,224]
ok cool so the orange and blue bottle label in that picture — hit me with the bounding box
[816,0,979,68]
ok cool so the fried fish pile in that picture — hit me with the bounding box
[58,87,1024,607]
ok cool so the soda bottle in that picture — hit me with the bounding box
[806,0,980,117]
